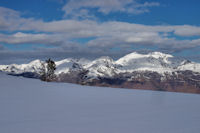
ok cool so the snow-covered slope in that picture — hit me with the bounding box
[115,51,200,73]
[177,61,200,72]
[116,52,174,73]
[1,72,200,133]
[0,58,90,75]
[116,52,173,64]
[55,58,91,74]
[0,51,200,77]
[0,59,44,74]
[84,56,118,78]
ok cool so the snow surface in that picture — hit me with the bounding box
[116,52,176,74]
[0,72,200,133]
[55,58,91,74]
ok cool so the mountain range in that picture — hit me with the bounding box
[1,52,200,94]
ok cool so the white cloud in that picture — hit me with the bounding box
[0,7,21,30]
[125,32,162,44]
[0,32,64,45]
[1,6,200,59]
[1,7,199,37]
[62,0,160,18]
[173,25,200,36]
[0,7,43,31]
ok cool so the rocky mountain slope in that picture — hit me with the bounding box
[1,52,200,93]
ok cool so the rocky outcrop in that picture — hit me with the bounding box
[55,69,200,94]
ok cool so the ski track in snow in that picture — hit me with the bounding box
[0,72,200,133]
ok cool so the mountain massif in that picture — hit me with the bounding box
[1,52,200,94]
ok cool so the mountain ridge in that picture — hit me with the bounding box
[1,51,200,94]
[1,51,200,76]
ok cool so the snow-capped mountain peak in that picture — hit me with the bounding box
[0,51,200,77]
[116,51,173,65]
[55,58,91,74]
[0,59,44,74]
[84,56,117,78]
[149,52,173,59]
[1,51,200,94]
[115,52,175,73]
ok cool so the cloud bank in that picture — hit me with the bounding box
[0,5,200,63]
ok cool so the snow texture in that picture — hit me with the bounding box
[0,72,200,133]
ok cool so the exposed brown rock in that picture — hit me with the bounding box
[56,70,200,94]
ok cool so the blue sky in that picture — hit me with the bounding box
[1,0,200,25]
[0,0,200,63]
